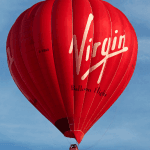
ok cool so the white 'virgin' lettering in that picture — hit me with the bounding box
[69,13,128,84]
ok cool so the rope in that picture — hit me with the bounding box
[79,98,122,150]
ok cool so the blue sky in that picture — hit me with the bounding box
[0,0,150,150]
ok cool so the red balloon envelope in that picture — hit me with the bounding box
[6,0,138,144]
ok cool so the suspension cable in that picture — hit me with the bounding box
[79,99,121,150]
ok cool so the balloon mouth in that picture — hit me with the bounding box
[64,130,75,138]
[54,118,84,144]
[64,130,84,144]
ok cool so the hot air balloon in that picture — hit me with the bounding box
[6,0,138,145]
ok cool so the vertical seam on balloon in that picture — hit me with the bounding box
[76,0,95,131]
[83,2,124,131]
[81,1,113,131]
[84,17,136,133]
[32,2,59,123]
[83,8,119,131]
[51,1,74,129]
[50,0,68,124]
[51,0,72,129]
[80,0,106,130]
[85,47,134,132]
[79,2,107,132]
[10,14,36,101]
[72,0,75,131]
[84,8,129,131]
[31,2,58,120]
[9,8,53,122]
[18,3,56,123]
[24,4,56,123]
